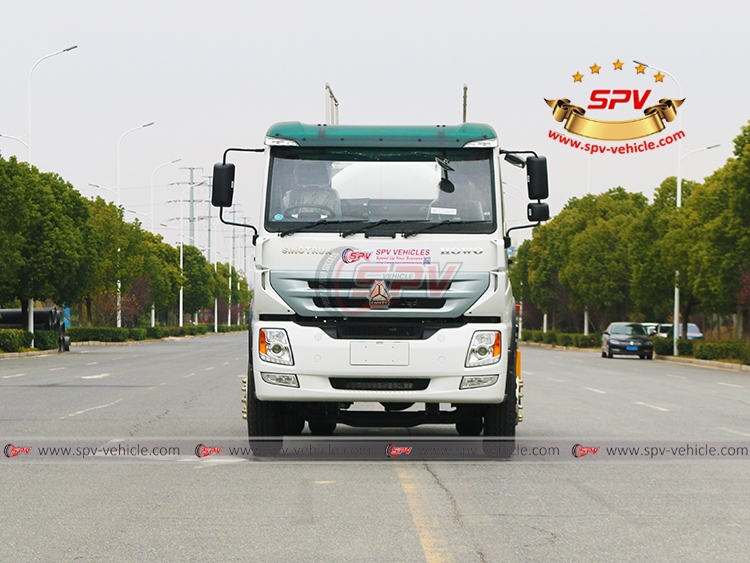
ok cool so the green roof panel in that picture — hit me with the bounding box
[266,122,497,148]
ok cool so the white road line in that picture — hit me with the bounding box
[573,359,585,363]
[666,374,686,379]
[205,367,214,371]
[148,382,166,390]
[635,401,669,412]
[182,373,195,379]
[718,427,750,437]
[61,398,123,418]
[717,382,742,388]
[223,362,229,365]
[3,373,26,379]
[49,367,66,371]
[80,373,111,380]
[85,362,99,366]
[583,387,606,394]
[548,377,564,383]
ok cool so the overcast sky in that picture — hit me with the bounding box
[2,0,747,261]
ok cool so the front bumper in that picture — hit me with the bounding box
[253,320,511,404]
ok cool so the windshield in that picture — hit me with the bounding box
[265,147,496,236]
[611,323,647,336]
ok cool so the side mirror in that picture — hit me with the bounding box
[212,163,235,207]
[526,156,549,200]
[527,202,549,222]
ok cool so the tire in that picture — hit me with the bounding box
[284,411,306,435]
[456,416,483,436]
[601,349,606,358]
[308,420,337,436]
[246,373,284,457]
[606,346,613,359]
[646,352,653,360]
[483,343,517,458]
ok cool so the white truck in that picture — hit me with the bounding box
[211,122,549,455]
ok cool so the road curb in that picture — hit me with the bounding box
[520,341,750,373]
[0,350,58,359]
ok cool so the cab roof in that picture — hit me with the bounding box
[265,122,497,148]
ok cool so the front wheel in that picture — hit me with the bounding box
[246,375,284,457]
[606,346,613,359]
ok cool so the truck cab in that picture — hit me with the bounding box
[212,122,549,454]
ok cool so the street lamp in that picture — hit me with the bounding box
[26,45,77,342]
[115,122,154,328]
[0,133,28,148]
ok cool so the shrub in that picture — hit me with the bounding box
[146,326,167,339]
[531,330,544,343]
[521,329,532,342]
[651,336,673,356]
[557,333,573,347]
[67,327,129,342]
[33,330,60,350]
[574,333,599,348]
[0,329,32,352]
[693,340,750,364]
[128,328,147,341]
[677,339,693,357]
[542,330,558,345]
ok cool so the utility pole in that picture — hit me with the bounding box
[325,83,339,125]
[180,166,203,247]
[462,84,468,123]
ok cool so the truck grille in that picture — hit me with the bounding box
[270,270,489,318]
[329,378,430,391]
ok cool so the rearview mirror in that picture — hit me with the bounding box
[527,202,549,222]
[212,163,235,207]
[526,156,549,200]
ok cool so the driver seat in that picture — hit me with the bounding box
[283,162,341,218]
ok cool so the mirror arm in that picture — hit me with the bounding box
[219,206,260,246]
[222,147,264,165]
[503,222,541,249]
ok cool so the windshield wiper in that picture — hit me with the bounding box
[341,219,392,238]
[402,220,487,238]
[278,219,363,237]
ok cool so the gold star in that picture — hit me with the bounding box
[654,72,665,82]
[635,63,647,74]
[613,59,624,70]
[590,63,601,74]
[573,71,584,82]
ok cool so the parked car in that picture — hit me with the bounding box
[666,323,704,340]
[656,323,672,338]
[641,322,658,336]
[602,322,654,359]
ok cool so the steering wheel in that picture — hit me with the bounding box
[283,204,337,219]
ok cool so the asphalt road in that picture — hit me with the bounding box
[1,334,748,562]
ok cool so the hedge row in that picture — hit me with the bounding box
[693,340,750,364]
[521,329,601,348]
[0,329,32,352]
[67,324,227,342]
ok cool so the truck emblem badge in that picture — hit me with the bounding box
[368,280,391,309]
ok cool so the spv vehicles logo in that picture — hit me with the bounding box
[546,58,685,154]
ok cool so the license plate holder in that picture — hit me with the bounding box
[350,342,409,366]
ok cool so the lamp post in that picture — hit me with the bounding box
[115,122,154,328]
[634,60,685,354]
[25,45,78,342]
[0,134,28,148]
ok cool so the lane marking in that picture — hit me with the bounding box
[548,377,564,383]
[522,370,533,375]
[182,373,195,379]
[80,373,111,380]
[148,382,166,390]
[635,401,669,412]
[3,373,25,379]
[85,362,99,366]
[49,367,66,371]
[666,374,686,380]
[583,387,606,394]
[61,398,123,418]
[573,359,585,363]
[717,382,742,388]
[223,362,229,365]
[718,427,750,437]
[396,466,454,563]
[205,367,214,371]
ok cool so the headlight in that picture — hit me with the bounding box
[259,329,294,365]
[465,331,501,367]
